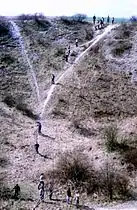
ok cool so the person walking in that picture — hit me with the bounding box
[49,182,54,200]
[102,17,105,23]
[51,73,55,85]
[107,15,110,24]
[38,180,45,202]
[75,39,78,47]
[74,190,80,208]
[34,143,39,154]
[66,187,71,204]
[12,184,20,199]
[37,121,42,134]
[68,45,71,55]
[112,17,114,24]
[93,15,96,24]
[100,19,104,29]
[65,51,69,62]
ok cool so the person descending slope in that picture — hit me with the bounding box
[51,73,55,85]
[93,15,96,24]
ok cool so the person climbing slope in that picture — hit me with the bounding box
[12,184,20,199]
[66,187,72,204]
[51,73,55,85]
[37,121,42,134]
[34,143,39,154]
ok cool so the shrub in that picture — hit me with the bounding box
[54,47,65,57]
[48,151,93,187]
[130,16,137,23]
[104,124,118,152]
[60,14,87,24]
[16,103,39,120]
[0,17,10,37]
[124,148,137,169]
[3,96,16,107]
[71,14,87,22]
[97,164,130,200]
[73,120,95,137]
[112,41,132,56]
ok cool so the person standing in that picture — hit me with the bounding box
[51,73,55,85]
[74,191,80,208]
[66,187,71,204]
[49,182,54,200]
[38,180,45,202]
[93,15,96,24]
[68,45,71,55]
[65,51,69,62]
[112,17,115,24]
[107,15,110,24]
[102,17,105,23]
[75,39,78,47]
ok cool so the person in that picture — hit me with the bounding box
[38,180,45,202]
[75,39,78,47]
[112,17,114,24]
[12,184,20,199]
[68,45,71,55]
[49,182,53,200]
[65,51,69,62]
[51,73,55,85]
[102,17,105,23]
[74,191,80,208]
[34,143,39,154]
[40,173,44,181]
[93,15,96,24]
[66,187,71,204]
[37,121,42,134]
[107,15,110,24]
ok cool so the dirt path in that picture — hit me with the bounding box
[40,24,118,118]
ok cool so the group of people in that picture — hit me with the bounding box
[33,175,80,209]
[93,15,115,30]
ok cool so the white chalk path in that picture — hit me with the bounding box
[10,21,41,104]
[40,25,118,117]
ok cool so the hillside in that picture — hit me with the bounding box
[1,16,137,210]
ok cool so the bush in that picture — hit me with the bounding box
[0,17,10,37]
[124,148,137,169]
[112,41,132,56]
[48,151,93,187]
[54,47,65,57]
[96,164,130,200]
[60,14,87,24]
[104,125,118,152]
[73,120,95,137]
[3,96,16,107]
[71,14,87,22]
[16,103,39,120]
[130,16,137,23]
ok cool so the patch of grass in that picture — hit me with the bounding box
[54,47,65,57]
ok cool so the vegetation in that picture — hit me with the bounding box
[60,14,87,24]
[0,16,10,37]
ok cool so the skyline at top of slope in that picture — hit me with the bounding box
[0,0,137,18]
